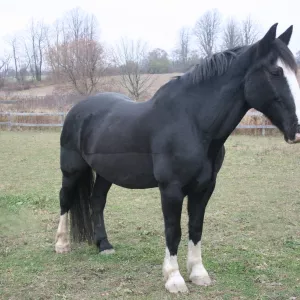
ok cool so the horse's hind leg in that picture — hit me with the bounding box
[55,170,81,253]
[90,174,114,254]
[55,148,89,254]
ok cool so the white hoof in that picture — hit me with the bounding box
[100,249,115,255]
[55,242,71,254]
[165,271,189,293]
[190,273,212,286]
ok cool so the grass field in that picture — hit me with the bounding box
[1,132,300,299]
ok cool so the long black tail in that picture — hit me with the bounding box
[69,167,94,244]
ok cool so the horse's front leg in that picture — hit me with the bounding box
[159,182,188,294]
[187,181,216,286]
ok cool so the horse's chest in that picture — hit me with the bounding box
[190,163,214,191]
[153,151,206,186]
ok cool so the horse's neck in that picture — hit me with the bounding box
[213,94,249,139]
[191,81,249,140]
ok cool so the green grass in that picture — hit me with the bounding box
[1,131,300,299]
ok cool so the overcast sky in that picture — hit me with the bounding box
[0,0,299,55]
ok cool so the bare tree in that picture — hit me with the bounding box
[6,35,20,82]
[24,41,34,80]
[23,19,48,81]
[222,18,242,50]
[56,39,105,95]
[112,37,156,101]
[46,17,69,83]
[5,33,32,87]
[45,19,64,82]
[178,27,190,68]
[241,15,260,46]
[171,27,200,72]
[194,9,222,57]
[0,56,11,72]
[0,55,11,88]
[45,7,106,95]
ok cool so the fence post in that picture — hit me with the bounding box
[262,115,266,136]
[8,113,12,130]
[61,113,65,126]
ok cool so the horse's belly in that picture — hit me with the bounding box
[84,152,157,189]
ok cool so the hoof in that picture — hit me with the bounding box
[100,248,115,255]
[98,238,114,253]
[55,243,71,254]
[165,272,189,293]
[190,274,212,286]
[188,263,212,286]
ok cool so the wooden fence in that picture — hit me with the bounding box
[0,111,277,133]
[0,112,65,127]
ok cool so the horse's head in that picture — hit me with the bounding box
[244,23,300,143]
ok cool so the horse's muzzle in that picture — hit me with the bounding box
[287,133,300,144]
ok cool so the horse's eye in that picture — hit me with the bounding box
[270,66,283,77]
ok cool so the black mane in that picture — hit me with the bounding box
[179,46,246,86]
[177,40,298,87]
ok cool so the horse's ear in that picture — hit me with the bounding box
[257,23,278,57]
[277,25,293,45]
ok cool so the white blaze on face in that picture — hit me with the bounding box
[276,59,300,123]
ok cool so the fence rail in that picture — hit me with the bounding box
[0,112,65,128]
[0,111,277,130]
[0,112,65,116]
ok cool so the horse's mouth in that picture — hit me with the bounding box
[287,133,300,144]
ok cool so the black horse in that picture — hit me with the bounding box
[55,23,300,293]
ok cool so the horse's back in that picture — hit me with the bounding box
[60,92,136,150]
[66,92,134,120]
